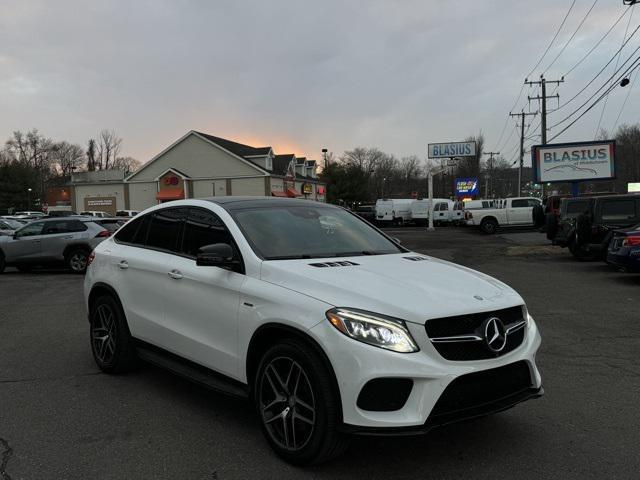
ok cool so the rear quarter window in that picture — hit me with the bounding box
[114,214,151,246]
[600,199,637,222]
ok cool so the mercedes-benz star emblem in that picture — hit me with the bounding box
[483,317,507,353]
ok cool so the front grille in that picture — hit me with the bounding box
[425,306,525,361]
[430,361,532,419]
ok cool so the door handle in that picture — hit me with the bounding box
[118,260,129,270]
[64,235,74,239]
[168,269,183,280]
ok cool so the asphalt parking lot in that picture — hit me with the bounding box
[1,227,639,480]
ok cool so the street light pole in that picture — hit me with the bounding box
[27,188,32,210]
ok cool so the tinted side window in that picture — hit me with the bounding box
[441,203,448,211]
[182,208,233,257]
[115,214,152,246]
[511,199,529,208]
[146,208,187,252]
[43,220,87,234]
[527,199,541,207]
[566,200,589,216]
[17,222,44,237]
[601,199,637,221]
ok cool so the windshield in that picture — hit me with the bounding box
[232,205,403,260]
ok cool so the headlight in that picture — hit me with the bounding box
[326,308,419,353]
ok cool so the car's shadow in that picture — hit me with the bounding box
[124,360,544,476]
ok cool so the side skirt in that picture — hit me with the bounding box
[134,339,249,399]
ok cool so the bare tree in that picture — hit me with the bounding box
[4,129,55,200]
[52,141,85,177]
[97,129,122,170]
[113,156,141,173]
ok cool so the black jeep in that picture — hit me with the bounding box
[553,194,640,260]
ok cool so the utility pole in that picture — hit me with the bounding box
[526,75,563,198]
[509,111,537,196]
[482,151,500,198]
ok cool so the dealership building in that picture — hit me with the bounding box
[63,131,326,215]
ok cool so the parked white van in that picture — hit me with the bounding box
[410,198,449,225]
[375,199,414,225]
[432,199,464,225]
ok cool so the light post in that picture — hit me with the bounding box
[381,177,387,199]
[27,188,32,210]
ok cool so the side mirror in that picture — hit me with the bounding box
[196,243,239,268]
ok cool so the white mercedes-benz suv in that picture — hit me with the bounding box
[84,197,542,464]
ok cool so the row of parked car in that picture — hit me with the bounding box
[351,199,466,226]
[0,212,137,274]
[544,193,640,273]
[352,197,544,234]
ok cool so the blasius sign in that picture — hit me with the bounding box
[428,141,476,158]
[532,140,616,183]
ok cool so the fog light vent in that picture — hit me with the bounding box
[357,378,413,411]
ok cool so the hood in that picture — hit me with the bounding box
[260,253,523,324]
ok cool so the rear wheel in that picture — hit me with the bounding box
[0,253,5,274]
[89,295,137,373]
[545,213,559,240]
[66,248,90,274]
[254,338,349,465]
[480,218,498,234]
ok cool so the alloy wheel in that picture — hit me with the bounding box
[259,356,316,451]
[92,304,117,364]
[70,252,88,272]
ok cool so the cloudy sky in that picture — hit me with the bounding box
[0,0,637,166]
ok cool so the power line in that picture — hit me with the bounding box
[554,24,640,114]
[497,123,518,152]
[564,5,632,77]
[550,44,640,130]
[543,0,600,75]
[493,84,525,150]
[612,64,639,131]
[526,0,577,79]
[548,57,640,142]
[594,5,635,137]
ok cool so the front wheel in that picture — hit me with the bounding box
[569,238,597,261]
[254,338,349,465]
[480,218,498,234]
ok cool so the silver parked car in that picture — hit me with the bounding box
[0,218,25,236]
[0,217,111,273]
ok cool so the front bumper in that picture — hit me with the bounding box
[310,314,542,431]
[342,386,543,436]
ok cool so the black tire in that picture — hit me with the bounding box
[480,218,498,234]
[66,247,90,274]
[545,213,559,241]
[532,204,545,228]
[575,213,592,246]
[89,294,137,373]
[569,238,597,261]
[0,252,5,274]
[254,338,349,465]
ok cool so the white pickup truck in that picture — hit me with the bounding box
[465,197,542,234]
